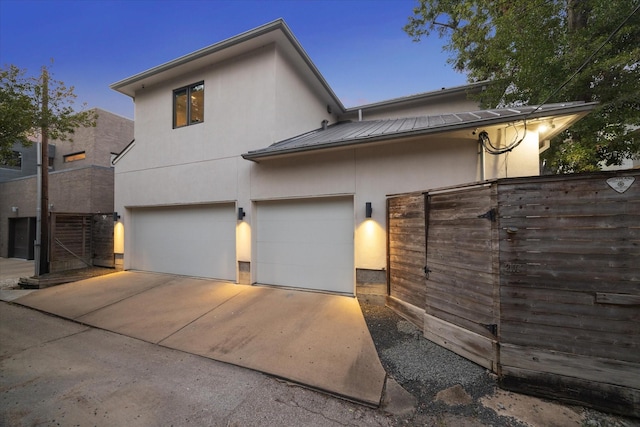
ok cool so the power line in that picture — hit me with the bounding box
[481,2,640,156]
[525,2,640,119]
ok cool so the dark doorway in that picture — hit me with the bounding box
[8,217,36,260]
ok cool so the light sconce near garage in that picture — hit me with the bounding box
[11,206,19,215]
[237,207,246,221]
[113,212,121,222]
[365,202,372,218]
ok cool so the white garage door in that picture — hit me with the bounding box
[130,204,236,280]
[256,197,354,294]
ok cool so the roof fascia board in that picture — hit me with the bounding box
[110,20,286,94]
[242,102,596,162]
[112,139,135,165]
[110,19,345,112]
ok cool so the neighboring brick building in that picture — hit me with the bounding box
[0,108,133,259]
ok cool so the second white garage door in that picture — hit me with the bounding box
[256,197,354,294]
[130,204,236,280]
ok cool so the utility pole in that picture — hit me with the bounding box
[37,67,50,275]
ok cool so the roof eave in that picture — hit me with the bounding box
[110,20,287,97]
[242,102,596,162]
[109,19,345,112]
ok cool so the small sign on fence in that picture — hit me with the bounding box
[606,176,635,194]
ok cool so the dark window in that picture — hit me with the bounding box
[173,82,204,128]
[0,151,22,169]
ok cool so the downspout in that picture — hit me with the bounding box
[479,137,486,181]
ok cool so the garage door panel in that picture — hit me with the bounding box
[257,219,351,244]
[257,262,352,291]
[257,241,352,265]
[130,204,235,280]
[256,197,354,294]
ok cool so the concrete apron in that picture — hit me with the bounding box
[12,271,386,406]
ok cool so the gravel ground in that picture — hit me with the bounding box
[359,300,637,427]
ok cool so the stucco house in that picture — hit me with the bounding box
[0,108,133,260]
[110,19,594,295]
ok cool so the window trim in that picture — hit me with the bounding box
[173,81,204,129]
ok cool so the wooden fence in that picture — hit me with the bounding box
[50,213,115,272]
[387,170,639,417]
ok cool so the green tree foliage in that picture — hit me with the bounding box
[0,64,96,163]
[405,0,640,173]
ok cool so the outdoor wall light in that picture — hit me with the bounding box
[237,207,246,220]
[11,206,18,213]
[365,202,372,218]
[113,212,121,222]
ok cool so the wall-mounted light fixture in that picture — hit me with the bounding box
[113,212,121,222]
[237,207,246,221]
[11,206,19,214]
[365,202,372,218]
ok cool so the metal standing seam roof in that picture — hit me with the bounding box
[242,102,597,161]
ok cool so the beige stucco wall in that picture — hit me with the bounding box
[248,135,480,270]
[115,44,338,268]
[483,127,541,179]
[114,44,541,282]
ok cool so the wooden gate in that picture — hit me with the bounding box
[423,185,499,371]
[387,186,500,370]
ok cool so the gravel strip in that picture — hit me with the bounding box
[359,301,637,426]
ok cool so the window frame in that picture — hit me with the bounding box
[173,81,204,129]
[63,151,86,163]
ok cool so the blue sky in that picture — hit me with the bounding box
[0,0,467,119]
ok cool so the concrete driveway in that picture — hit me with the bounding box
[9,271,387,406]
[1,302,396,427]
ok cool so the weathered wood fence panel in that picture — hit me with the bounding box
[497,172,639,416]
[50,213,92,272]
[423,185,500,370]
[387,193,426,327]
[387,170,640,417]
[49,213,115,272]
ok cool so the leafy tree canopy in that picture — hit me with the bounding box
[405,0,640,173]
[0,63,96,164]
